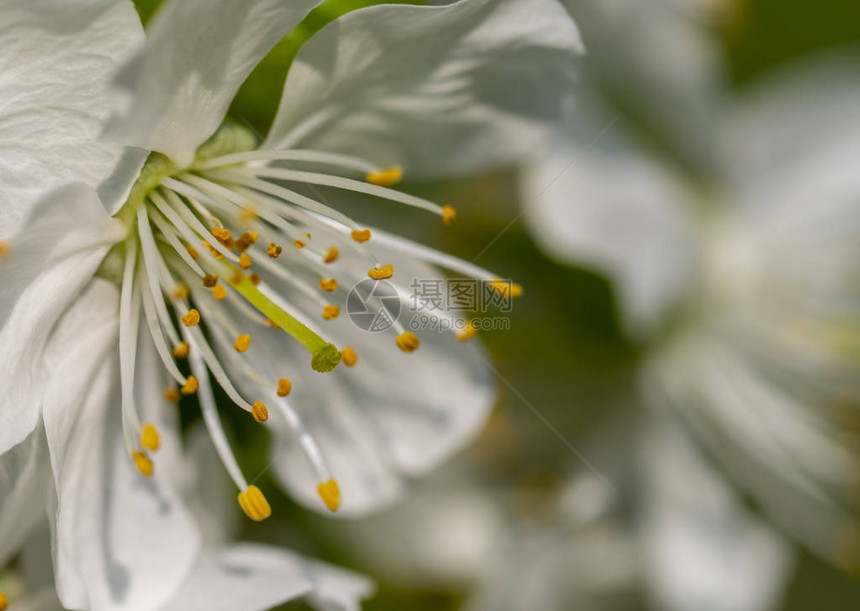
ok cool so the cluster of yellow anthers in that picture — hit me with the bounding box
[6,128,524,524]
[0,590,6,611]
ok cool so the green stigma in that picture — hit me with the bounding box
[217,260,340,373]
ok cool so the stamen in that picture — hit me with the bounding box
[317,479,341,512]
[277,378,292,397]
[368,264,394,280]
[294,239,306,249]
[252,401,269,423]
[140,423,160,451]
[181,376,199,395]
[139,268,187,385]
[324,247,339,263]
[322,305,340,320]
[173,342,190,358]
[118,239,142,454]
[351,229,372,243]
[203,274,219,287]
[489,279,524,299]
[238,485,272,521]
[457,321,477,342]
[0,240,9,259]
[164,387,180,403]
[234,334,251,352]
[187,245,200,259]
[0,590,7,610]
[186,340,250,491]
[195,148,379,174]
[171,284,189,300]
[234,230,258,252]
[147,206,205,276]
[341,347,358,366]
[211,226,231,242]
[267,243,282,258]
[212,285,227,300]
[181,309,200,327]
[366,166,403,187]
[319,278,337,292]
[239,253,252,269]
[442,205,457,225]
[396,331,420,353]
[246,167,445,217]
[136,207,182,345]
[132,451,154,477]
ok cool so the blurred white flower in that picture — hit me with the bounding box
[524,0,860,576]
[0,0,584,608]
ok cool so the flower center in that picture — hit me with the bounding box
[108,123,517,518]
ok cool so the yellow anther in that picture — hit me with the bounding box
[181,375,199,395]
[0,591,7,611]
[237,204,258,226]
[252,401,269,423]
[247,273,261,286]
[140,423,160,452]
[172,341,190,358]
[277,378,292,397]
[319,278,337,292]
[488,279,523,299]
[238,485,272,521]
[323,247,339,263]
[341,347,358,366]
[351,229,372,243]
[294,239,306,249]
[366,165,403,187]
[235,230,258,252]
[203,242,224,259]
[203,274,219,288]
[368,264,394,280]
[317,479,341,512]
[266,318,280,330]
[239,253,252,269]
[230,270,244,285]
[457,321,477,342]
[442,205,457,225]
[303,231,312,239]
[0,241,10,260]
[211,226,231,242]
[267,243,282,258]
[234,334,251,352]
[322,305,340,320]
[171,284,189,300]
[396,331,420,353]
[212,284,227,300]
[181,309,200,327]
[186,245,200,260]
[164,387,180,403]
[132,451,154,478]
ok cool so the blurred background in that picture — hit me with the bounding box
[131,0,860,609]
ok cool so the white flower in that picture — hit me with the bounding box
[523,0,860,572]
[1,0,583,608]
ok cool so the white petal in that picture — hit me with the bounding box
[0,429,51,567]
[640,422,794,611]
[0,184,121,456]
[722,53,860,200]
[302,556,375,611]
[179,424,240,545]
[522,123,696,339]
[264,0,584,177]
[104,0,324,167]
[43,280,200,611]
[156,544,312,611]
[0,0,145,231]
